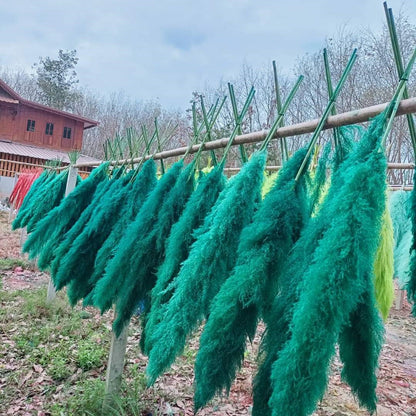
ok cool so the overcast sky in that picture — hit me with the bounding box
[0,0,415,111]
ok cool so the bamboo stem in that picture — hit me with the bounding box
[273,60,289,161]
[295,49,357,181]
[323,48,341,151]
[220,87,255,164]
[228,83,249,163]
[384,2,416,155]
[260,75,303,151]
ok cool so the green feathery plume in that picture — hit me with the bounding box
[23,162,110,267]
[143,163,226,354]
[12,169,50,229]
[13,170,58,230]
[338,289,384,412]
[92,160,184,318]
[193,147,309,411]
[251,121,384,416]
[49,169,122,284]
[24,170,70,233]
[110,160,196,336]
[373,199,395,320]
[146,150,267,385]
[308,143,331,215]
[389,190,412,288]
[85,159,157,307]
[268,115,387,416]
[407,168,416,315]
[58,170,135,305]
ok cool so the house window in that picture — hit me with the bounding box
[45,122,54,135]
[63,127,72,139]
[26,119,35,132]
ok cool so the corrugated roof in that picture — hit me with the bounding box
[0,140,101,165]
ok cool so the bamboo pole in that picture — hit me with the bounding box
[222,162,415,174]
[71,97,416,169]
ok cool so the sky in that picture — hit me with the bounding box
[0,0,415,111]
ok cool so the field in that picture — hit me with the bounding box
[0,209,415,415]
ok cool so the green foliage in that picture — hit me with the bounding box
[34,49,80,110]
[193,148,309,410]
[48,355,72,381]
[76,340,106,371]
[267,115,386,415]
[0,258,30,271]
[144,163,226,354]
[58,378,106,415]
[146,150,266,385]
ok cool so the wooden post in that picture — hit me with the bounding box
[103,320,129,411]
[47,166,78,303]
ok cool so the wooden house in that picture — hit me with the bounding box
[0,79,99,194]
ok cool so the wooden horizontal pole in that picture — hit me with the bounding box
[222,163,416,173]
[73,97,416,169]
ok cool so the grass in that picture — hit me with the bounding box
[0,280,169,415]
[0,257,31,271]
[0,275,260,415]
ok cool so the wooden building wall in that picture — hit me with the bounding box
[0,102,84,151]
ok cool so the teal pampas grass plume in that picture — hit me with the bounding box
[268,115,386,416]
[408,168,416,315]
[86,159,157,307]
[144,163,226,354]
[389,190,412,288]
[193,148,309,411]
[146,150,266,385]
[24,170,69,233]
[111,160,195,336]
[92,161,184,317]
[338,289,384,412]
[252,127,354,416]
[23,162,109,268]
[49,172,115,286]
[61,171,134,305]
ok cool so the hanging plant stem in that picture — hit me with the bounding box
[272,60,289,161]
[228,83,248,163]
[294,49,357,181]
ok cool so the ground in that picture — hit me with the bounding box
[0,210,415,416]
